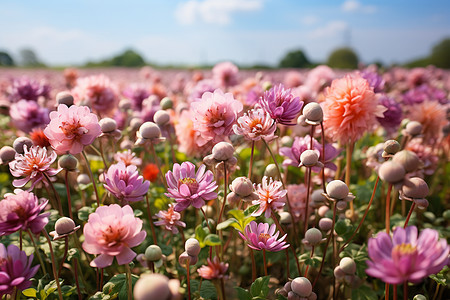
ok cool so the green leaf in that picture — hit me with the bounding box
[67,248,80,261]
[235,287,252,300]
[217,218,238,231]
[429,265,448,286]
[133,209,143,217]
[78,182,93,191]
[159,243,173,256]
[103,273,139,299]
[250,276,270,297]
[195,225,208,248]
[228,208,245,220]
[44,280,60,297]
[276,294,288,300]
[190,279,218,300]
[22,288,37,298]
[78,206,95,221]
[204,234,222,246]
[351,285,379,300]
[334,219,352,236]
[244,205,259,216]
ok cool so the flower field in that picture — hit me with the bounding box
[0,63,448,300]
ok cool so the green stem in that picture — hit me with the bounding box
[262,249,268,276]
[27,230,47,276]
[43,173,64,215]
[248,141,255,179]
[82,150,100,207]
[125,264,132,300]
[145,194,158,244]
[43,229,63,300]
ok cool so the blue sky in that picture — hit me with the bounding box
[1,0,449,66]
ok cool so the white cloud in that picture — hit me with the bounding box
[175,0,263,25]
[341,0,377,14]
[301,15,320,26]
[308,21,349,39]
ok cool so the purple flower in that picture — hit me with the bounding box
[377,95,403,134]
[0,243,39,296]
[187,79,217,102]
[402,84,448,106]
[103,162,150,203]
[9,100,50,133]
[361,69,385,93]
[259,84,303,125]
[0,190,49,236]
[165,162,218,212]
[123,84,151,110]
[366,226,449,284]
[8,76,50,102]
[239,221,289,252]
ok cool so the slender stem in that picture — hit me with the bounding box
[82,150,100,207]
[200,208,212,233]
[248,141,255,179]
[185,260,192,300]
[393,285,397,300]
[403,282,407,300]
[262,249,268,276]
[320,122,326,191]
[125,264,132,300]
[285,248,290,280]
[73,258,82,300]
[145,194,158,244]
[42,229,63,300]
[64,171,73,220]
[97,140,109,170]
[249,248,257,282]
[386,184,393,234]
[19,230,22,251]
[386,283,390,300]
[58,237,69,277]
[304,167,311,235]
[149,142,167,189]
[432,284,440,300]
[220,277,227,300]
[403,202,415,228]
[27,230,47,276]
[43,173,64,215]
[218,163,227,224]
[345,143,354,216]
[304,246,315,277]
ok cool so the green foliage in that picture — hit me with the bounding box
[279,49,311,68]
[195,224,221,247]
[190,280,218,300]
[85,49,146,67]
[429,265,449,286]
[235,276,271,300]
[351,284,380,300]
[0,51,15,66]
[102,273,139,299]
[327,47,359,69]
[430,38,450,68]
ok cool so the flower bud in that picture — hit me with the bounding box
[212,142,234,161]
[305,228,322,246]
[291,277,312,297]
[383,140,400,155]
[392,150,420,173]
[13,137,33,154]
[302,102,323,124]
[402,177,429,199]
[0,146,16,164]
[326,180,349,200]
[130,117,143,131]
[160,97,173,110]
[178,251,198,266]
[318,218,333,231]
[77,173,91,185]
[311,189,326,208]
[281,136,293,147]
[336,201,348,210]
[287,291,301,300]
[185,238,201,257]
[339,257,356,275]
[231,177,253,197]
[334,266,345,279]
[56,91,74,106]
[134,274,172,300]
[413,295,427,300]
[284,281,292,292]
[55,217,77,235]
[99,118,117,133]
[58,154,78,171]
[145,245,163,262]
[318,205,329,217]
[119,99,132,110]
[300,150,319,167]
[262,81,272,91]
[280,211,292,225]
[378,161,405,184]
[308,292,317,300]
[405,121,422,136]
[154,110,170,127]
[264,164,278,178]
[139,122,161,139]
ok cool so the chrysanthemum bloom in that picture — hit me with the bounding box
[239,221,289,252]
[8,76,50,102]
[82,204,147,268]
[103,162,150,203]
[191,89,243,146]
[142,163,159,183]
[9,100,50,133]
[407,100,446,144]
[303,65,336,94]
[0,243,39,296]
[30,128,51,148]
[44,104,101,155]
[154,204,186,234]
[122,84,151,110]
[197,256,229,280]
[322,75,386,144]
[376,95,403,135]
[175,110,212,157]
[233,108,277,142]
[114,149,142,166]
[252,176,287,218]
[366,226,449,284]
[9,145,61,189]
[0,190,49,236]
[212,61,239,88]
[258,84,303,125]
[165,162,218,212]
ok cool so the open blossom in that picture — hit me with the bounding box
[44,104,101,155]
[9,100,50,133]
[239,221,289,252]
[165,162,218,212]
[114,150,142,166]
[258,84,303,125]
[175,109,212,158]
[376,95,403,134]
[103,162,150,203]
[212,61,239,88]
[252,176,286,218]
[366,226,449,284]
[0,190,49,236]
[191,89,243,146]
[82,204,146,268]
[0,244,39,296]
[233,108,277,141]
[154,204,186,234]
[122,83,151,110]
[9,145,61,189]
[8,76,50,102]
[197,257,229,280]
[407,100,446,144]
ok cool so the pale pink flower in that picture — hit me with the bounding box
[197,257,229,280]
[114,150,142,166]
[175,110,213,158]
[233,108,277,141]
[212,61,239,88]
[252,176,287,218]
[154,204,186,234]
[44,104,101,155]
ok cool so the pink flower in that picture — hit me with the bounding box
[154,204,186,234]
[9,100,50,133]
[258,84,303,125]
[322,75,386,144]
[287,184,309,222]
[233,108,277,142]
[239,221,289,252]
[191,89,243,146]
[197,257,229,280]
[114,149,142,166]
[165,162,218,212]
[407,100,446,144]
[9,145,61,189]
[82,204,146,268]
[44,104,101,155]
[175,110,212,158]
[0,190,49,236]
[252,176,287,218]
[212,61,239,88]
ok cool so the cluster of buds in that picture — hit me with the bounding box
[179,238,201,266]
[226,177,259,205]
[278,277,317,300]
[203,142,238,174]
[323,180,355,211]
[137,245,164,269]
[136,122,166,146]
[334,257,361,288]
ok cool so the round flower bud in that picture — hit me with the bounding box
[284,281,292,292]
[262,81,272,91]
[264,164,278,178]
[0,146,16,164]
[178,251,198,266]
[383,140,400,155]
[392,150,420,173]
[13,137,33,154]
[443,210,450,220]
[405,121,422,136]
[99,117,117,133]
[281,136,293,147]
[402,177,429,199]
[339,257,356,275]
[145,245,163,262]
[185,238,201,257]
[308,292,317,300]
[55,217,76,235]
[291,277,312,297]
[300,150,319,167]
[297,115,308,126]
[318,206,329,217]
[414,198,429,209]
[303,102,323,123]
[130,117,143,131]
[336,201,348,211]
[413,295,427,300]
[119,98,132,110]
[212,142,234,161]
[231,177,253,197]
[160,97,173,110]
[311,189,326,207]
[134,274,171,300]
[287,291,301,300]
[139,122,161,139]
[319,218,333,231]
[326,180,349,200]
[56,91,74,106]
[280,212,292,225]
[154,110,170,127]
[378,161,405,184]
[305,228,322,246]
[334,266,345,279]
[58,154,78,171]
[77,173,91,185]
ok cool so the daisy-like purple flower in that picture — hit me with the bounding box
[165,161,218,212]
[239,221,289,252]
[258,84,303,125]
[252,176,286,218]
[103,162,150,203]
[366,226,449,285]
[0,243,40,296]
[0,190,49,236]
[233,108,277,142]
[8,76,50,102]
[9,100,50,133]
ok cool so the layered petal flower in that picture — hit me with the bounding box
[197,256,229,280]
[233,108,277,142]
[239,221,289,252]
[252,176,287,218]
[258,84,303,125]
[154,203,186,234]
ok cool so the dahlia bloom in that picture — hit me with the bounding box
[407,100,446,144]
[9,100,50,133]
[239,221,289,252]
[165,162,218,212]
[0,244,39,296]
[154,204,186,234]
[322,75,386,144]
[8,76,50,102]
[197,257,229,280]
[9,145,61,189]
[122,84,151,110]
[175,110,212,157]
[252,176,286,218]
[233,108,277,142]
[366,226,449,284]
[82,204,146,268]
[258,84,303,125]
[191,89,243,146]
[44,104,101,155]
[114,150,142,166]
[376,95,403,134]
[103,162,150,203]
[212,61,239,88]
[303,65,335,94]
[0,190,49,236]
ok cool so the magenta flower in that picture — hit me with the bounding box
[252,176,286,218]
[239,221,289,252]
[9,145,61,189]
[103,162,150,203]
[366,226,449,284]
[0,243,39,296]
[9,100,50,133]
[122,83,151,110]
[233,108,277,142]
[82,204,146,268]
[258,84,303,125]
[154,204,186,234]
[8,76,50,102]
[44,104,101,155]
[0,190,49,236]
[165,162,218,212]
[191,89,243,146]
[197,257,229,280]
[377,95,403,134]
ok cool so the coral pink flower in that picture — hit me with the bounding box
[9,145,61,189]
[191,89,243,146]
[258,84,303,125]
[212,61,239,88]
[197,256,229,280]
[175,110,212,157]
[239,221,289,252]
[82,204,146,268]
[44,104,101,155]
[252,176,287,218]
[322,75,386,144]
[114,149,142,166]
[30,128,51,148]
[407,100,446,144]
[233,108,277,142]
[154,204,186,234]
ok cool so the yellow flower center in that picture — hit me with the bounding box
[259,233,271,244]
[393,243,417,255]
